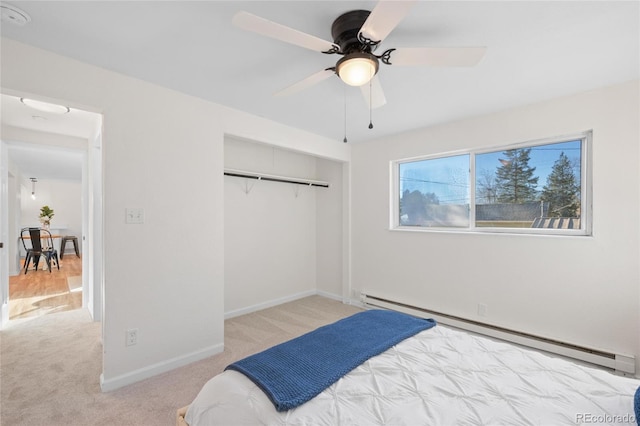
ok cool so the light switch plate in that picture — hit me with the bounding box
[125,208,144,224]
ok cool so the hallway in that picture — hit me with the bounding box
[9,254,82,320]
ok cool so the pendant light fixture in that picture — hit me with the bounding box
[30,177,37,200]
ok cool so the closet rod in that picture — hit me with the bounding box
[224,168,329,188]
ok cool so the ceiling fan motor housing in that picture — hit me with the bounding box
[331,10,372,54]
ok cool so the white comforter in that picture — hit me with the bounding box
[186,325,640,425]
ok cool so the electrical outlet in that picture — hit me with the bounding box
[125,208,144,224]
[126,328,138,346]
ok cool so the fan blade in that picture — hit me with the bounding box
[274,69,335,97]
[390,47,487,67]
[233,11,339,53]
[359,0,417,43]
[360,75,387,109]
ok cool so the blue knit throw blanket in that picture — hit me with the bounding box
[634,385,639,426]
[226,309,436,411]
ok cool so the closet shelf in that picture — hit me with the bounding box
[224,168,329,188]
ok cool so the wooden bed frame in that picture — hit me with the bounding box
[176,406,189,426]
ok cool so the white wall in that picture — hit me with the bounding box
[224,138,345,316]
[20,177,82,247]
[0,38,349,390]
[86,126,103,321]
[224,138,317,314]
[0,142,9,326]
[351,80,640,374]
[316,158,344,298]
[7,161,21,276]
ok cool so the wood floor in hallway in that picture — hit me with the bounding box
[9,255,83,320]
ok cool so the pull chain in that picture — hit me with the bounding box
[343,84,348,143]
[368,77,374,130]
[369,66,375,129]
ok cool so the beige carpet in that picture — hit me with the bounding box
[0,296,362,425]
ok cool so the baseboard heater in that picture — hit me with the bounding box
[362,294,636,375]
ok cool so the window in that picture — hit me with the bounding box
[399,154,470,227]
[393,132,590,235]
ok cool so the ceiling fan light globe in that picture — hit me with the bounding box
[337,54,379,87]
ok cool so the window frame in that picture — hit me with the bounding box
[391,131,592,236]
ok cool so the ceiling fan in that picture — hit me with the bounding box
[232,0,486,110]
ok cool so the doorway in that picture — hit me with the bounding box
[10,170,83,320]
[0,93,103,328]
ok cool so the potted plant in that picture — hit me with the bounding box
[39,205,54,230]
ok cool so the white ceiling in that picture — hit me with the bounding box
[1,93,100,180]
[1,1,639,147]
[1,94,100,140]
[7,142,83,181]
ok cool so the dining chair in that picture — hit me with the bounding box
[20,227,36,273]
[20,227,59,274]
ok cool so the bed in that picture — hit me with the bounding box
[180,310,640,426]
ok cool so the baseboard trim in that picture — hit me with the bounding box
[224,290,350,319]
[224,290,315,319]
[100,343,224,392]
[315,290,343,302]
[101,292,352,391]
[317,290,363,308]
